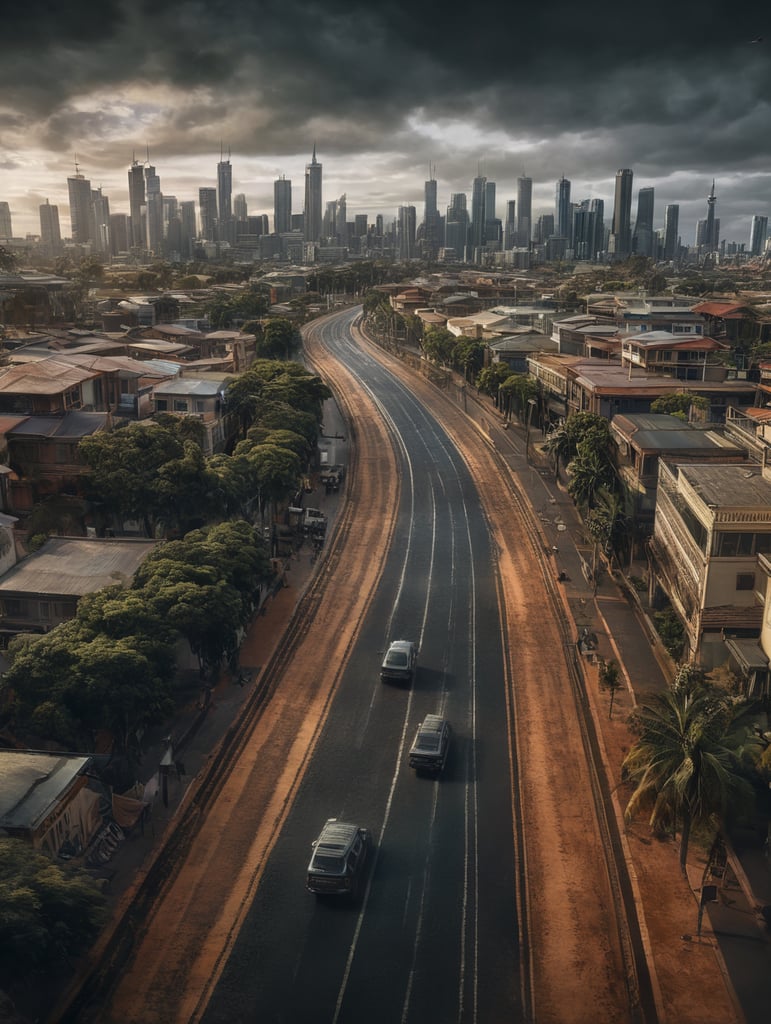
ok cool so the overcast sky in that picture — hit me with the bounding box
[1,0,770,248]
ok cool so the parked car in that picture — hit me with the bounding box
[306,818,371,896]
[380,639,418,684]
[408,714,451,775]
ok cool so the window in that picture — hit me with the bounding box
[39,601,50,620]
[155,399,168,411]
[736,573,756,591]
[195,400,206,413]
[173,399,188,412]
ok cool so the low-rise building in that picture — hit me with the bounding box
[648,460,771,668]
[0,535,158,636]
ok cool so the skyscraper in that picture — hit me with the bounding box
[274,176,292,234]
[555,177,571,242]
[611,169,634,258]
[199,187,217,242]
[67,165,92,244]
[633,187,654,258]
[517,175,532,247]
[234,193,248,223]
[217,149,234,243]
[128,155,145,248]
[445,193,469,259]
[422,171,442,259]
[470,173,486,250]
[304,145,323,244]
[0,201,12,239]
[39,199,61,253]
[91,187,111,254]
[504,200,516,250]
[663,204,680,261]
[750,215,768,257]
[484,180,501,245]
[703,180,719,252]
[398,205,416,259]
[180,200,197,258]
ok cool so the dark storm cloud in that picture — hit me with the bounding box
[2,0,770,237]
[2,0,768,150]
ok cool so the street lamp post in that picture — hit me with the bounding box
[525,398,537,464]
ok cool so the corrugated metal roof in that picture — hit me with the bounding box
[0,358,99,395]
[0,751,91,830]
[0,537,158,598]
[153,379,224,397]
[7,412,108,439]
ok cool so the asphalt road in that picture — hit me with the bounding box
[201,310,523,1023]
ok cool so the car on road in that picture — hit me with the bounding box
[380,639,418,684]
[306,818,371,896]
[408,714,451,775]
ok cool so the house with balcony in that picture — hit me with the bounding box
[0,359,102,416]
[620,331,729,381]
[4,411,109,515]
[150,375,233,455]
[648,459,771,670]
[551,314,620,359]
[611,413,747,535]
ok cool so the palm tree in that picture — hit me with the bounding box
[622,674,755,874]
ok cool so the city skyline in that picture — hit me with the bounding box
[1,2,770,245]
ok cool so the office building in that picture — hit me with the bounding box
[90,187,111,254]
[610,169,634,258]
[398,205,416,259]
[445,193,469,260]
[633,187,655,258]
[199,187,218,242]
[234,193,247,223]
[750,215,768,257]
[470,174,486,250]
[663,204,680,261]
[517,175,532,247]
[422,172,442,259]
[67,166,92,244]
[0,201,12,239]
[504,200,516,250]
[109,213,129,256]
[180,201,197,259]
[217,150,234,244]
[484,180,501,246]
[274,176,292,234]
[555,177,571,243]
[39,200,61,254]
[127,156,145,248]
[534,213,554,245]
[572,200,598,261]
[304,145,323,244]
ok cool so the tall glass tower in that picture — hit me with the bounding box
[555,177,571,243]
[304,145,323,244]
[274,176,292,234]
[517,175,532,247]
[611,169,634,258]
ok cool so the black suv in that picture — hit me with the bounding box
[408,714,451,775]
[306,818,371,896]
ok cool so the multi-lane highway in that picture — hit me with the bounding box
[202,308,525,1023]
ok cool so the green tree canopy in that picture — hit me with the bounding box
[257,317,298,359]
[650,392,710,422]
[0,838,107,985]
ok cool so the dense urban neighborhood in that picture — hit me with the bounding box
[1,243,771,1021]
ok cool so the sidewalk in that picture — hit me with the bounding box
[460,383,771,1024]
